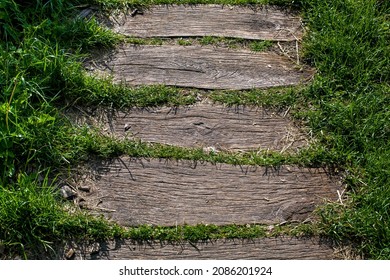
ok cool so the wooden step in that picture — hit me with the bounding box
[110,5,303,41]
[71,102,306,152]
[89,45,312,90]
[78,157,342,226]
[69,237,337,260]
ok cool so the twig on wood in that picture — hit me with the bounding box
[274,28,301,66]
[337,189,346,205]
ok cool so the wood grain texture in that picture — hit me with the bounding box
[111,5,303,41]
[82,158,342,226]
[77,102,306,152]
[90,45,313,90]
[72,237,337,260]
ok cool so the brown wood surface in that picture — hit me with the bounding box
[72,237,337,260]
[82,158,342,226]
[111,5,303,41]
[76,102,306,152]
[90,45,312,90]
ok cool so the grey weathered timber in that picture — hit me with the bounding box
[90,45,313,90]
[82,157,342,226]
[111,5,303,41]
[76,102,306,152]
[72,237,337,260]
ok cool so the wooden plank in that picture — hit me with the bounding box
[81,158,342,226]
[91,45,312,90]
[71,237,337,260]
[111,5,303,41]
[77,102,306,152]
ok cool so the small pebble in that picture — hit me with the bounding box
[203,146,218,154]
[78,200,87,209]
[60,185,77,200]
[267,225,275,232]
[78,185,91,192]
[78,8,96,19]
[131,9,144,17]
[65,248,75,260]
[124,123,131,132]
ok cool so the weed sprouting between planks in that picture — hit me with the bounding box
[88,222,319,243]
[123,36,275,52]
[69,124,348,171]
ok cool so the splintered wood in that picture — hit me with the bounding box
[83,158,342,226]
[89,45,312,90]
[111,5,303,41]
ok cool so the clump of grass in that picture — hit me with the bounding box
[177,38,192,46]
[199,36,221,46]
[125,37,164,45]
[249,40,273,52]
[198,36,271,50]
[117,223,316,242]
[69,77,198,108]
[73,128,344,168]
[122,35,273,51]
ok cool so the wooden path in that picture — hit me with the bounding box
[69,4,343,259]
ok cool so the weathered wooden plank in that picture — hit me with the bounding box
[81,158,342,226]
[111,5,303,41]
[90,45,312,90]
[71,237,337,260]
[75,102,306,152]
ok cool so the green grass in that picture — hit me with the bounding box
[249,40,273,52]
[117,222,318,242]
[299,0,390,259]
[68,78,198,108]
[0,172,126,259]
[89,0,301,10]
[123,36,275,51]
[75,129,343,168]
[125,36,164,45]
[1,0,390,259]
